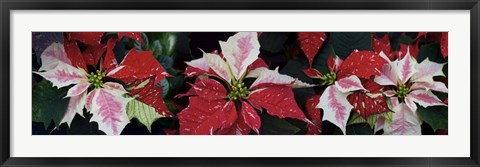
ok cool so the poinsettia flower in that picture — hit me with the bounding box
[374,48,448,135]
[35,42,131,135]
[303,50,387,134]
[179,32,311,135]
[34,33,168,135]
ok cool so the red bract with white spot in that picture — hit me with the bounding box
[305,94,322,135]
[179,32,312,135]
[303,50,388,134]
[298,32,327,67]
[374,49,448,135]
[372,34,393,59]
[34,32,169,135]
[336,50,386,79]
[346,79,388,118]
[128,77,172,117]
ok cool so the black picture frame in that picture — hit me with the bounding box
[1,0,479,166]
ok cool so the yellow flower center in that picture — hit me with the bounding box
[87,70,106,88]
[321,71,336,85]
[396,83,410,98]
[228,81,250,101]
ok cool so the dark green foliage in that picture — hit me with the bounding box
[346,123,374,135]
[417,105,448,131]
[417,43,447,63]
[259,114,301,135]
[330,32,372,59]
[259,32,289,53]
[32,80,71,128]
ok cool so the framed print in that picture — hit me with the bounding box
[1,0,479,166]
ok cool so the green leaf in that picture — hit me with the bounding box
[388,32,403,39]
[417,43,447,64]
[141,32,149,49]
[417,105,448,131]
[150,40,162,57]
[145,32,192,58]
[156,117,178,130]
[333,122,374,135]
[160,80,169,98]
[330,32,372,59]
[405,32,419,39]
[433,91,448,102]
[443,65,448,77]
[49,110,106,135]
[259,114,301,135]
[347,112,367,125]
[366,116,379,128]
[391,35,413,50]
[258,32,288,53]
[157,56,173,69]
[164,100,180,115]
[172,32,192,59]
[126,99,163,132]
[383,111,393,123]
[346,123,374,135]
[157,56,177,75]
[134,32,150,51]
[32,80,71,128]
[312,40,335,75]
[161,76,184,98]
[143,32,176,57]
[368,112,392,128]
[348,111,393,129]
